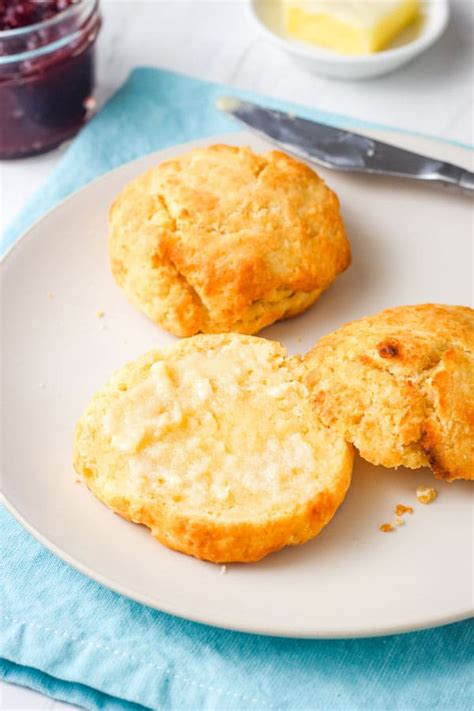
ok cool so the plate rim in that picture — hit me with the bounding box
[2,130,473,639]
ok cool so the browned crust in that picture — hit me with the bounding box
[108,145,350,337]
[305,304,474,482]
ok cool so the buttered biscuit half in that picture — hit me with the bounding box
[74,334,353,562]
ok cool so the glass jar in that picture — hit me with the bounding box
[0,0,101,159]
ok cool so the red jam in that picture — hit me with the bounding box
[0,1,78,31]
[0,0,101,158]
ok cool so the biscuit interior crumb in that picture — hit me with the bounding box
[416,485,438,504]
[97,337,347,519]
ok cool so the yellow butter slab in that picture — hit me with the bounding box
[285,0,420,55]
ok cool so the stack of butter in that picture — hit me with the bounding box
[284,0,420,55]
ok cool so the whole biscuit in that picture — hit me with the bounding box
[305,304,474,481]
[108,145,350,336]
[74,334,353,562]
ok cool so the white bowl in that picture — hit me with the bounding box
[249,0,449,80]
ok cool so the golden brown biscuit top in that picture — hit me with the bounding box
[109,145,350,325]
[314,304,474,374]
[305,304,474,481]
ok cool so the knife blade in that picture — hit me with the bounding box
[217,97,474,196]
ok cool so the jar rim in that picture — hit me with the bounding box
[0,0,99,67]
[0,0,97,38]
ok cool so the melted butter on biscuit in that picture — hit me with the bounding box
[101,340,323,508]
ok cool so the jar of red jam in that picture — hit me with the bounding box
[0,0,101,158]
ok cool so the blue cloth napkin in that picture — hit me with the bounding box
[1,67,473,711]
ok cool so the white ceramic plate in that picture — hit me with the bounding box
[250,0,449,80]
[2,130,473,638]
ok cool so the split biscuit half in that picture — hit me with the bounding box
[74,334,353,562]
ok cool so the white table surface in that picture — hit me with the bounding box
[1,1,473,708]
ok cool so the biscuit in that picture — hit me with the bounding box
[108,145,350,337]
[305,304,474,481]
[74,334,353,562]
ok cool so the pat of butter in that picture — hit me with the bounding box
[284,0,420,55]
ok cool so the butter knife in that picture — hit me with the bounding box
[217,97,474,196]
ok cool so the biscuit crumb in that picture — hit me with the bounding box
[394,516,405,527]
[48,292,54,299]
[416,486,438,504]
[379,523,394,533]
[96,310,105,318]
[395,504,413,516]
[220,565,227,575]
